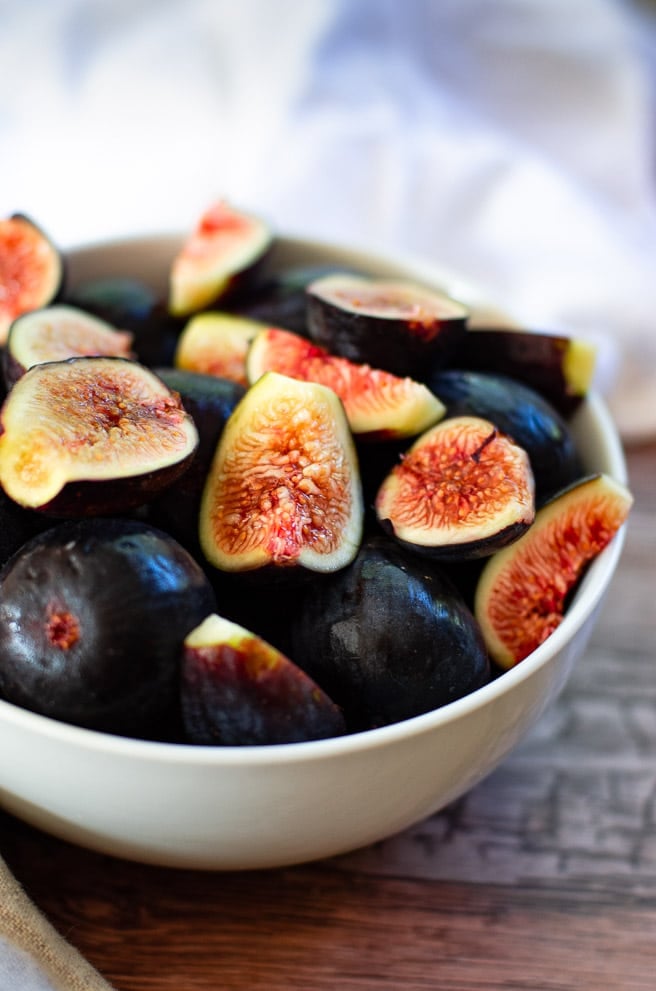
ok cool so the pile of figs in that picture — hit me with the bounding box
[0,204,633,745]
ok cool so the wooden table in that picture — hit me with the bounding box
[2,439,655,991]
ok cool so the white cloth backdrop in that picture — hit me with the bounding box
[1,0,655,437]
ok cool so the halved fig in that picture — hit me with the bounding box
[174,311,264,386]
[181,613,346,745]
[451,327,598,417]
[199,371,363,576]
[289,536,490,730]
[247,326,444,440]
[3,304,134,387]
[306,273,467,379]
[169,201,272,317]
[474,473,633,669]
[0,356,198,516]
[0,214,64,344]
[428,369,583,504]
[375,416,535,560]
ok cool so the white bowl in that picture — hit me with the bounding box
[0,234,629,870]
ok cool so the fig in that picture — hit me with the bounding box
[181,613,346,745]
[3,304,134,387]
[289,536,490,730]
[199,371,363,577]
[0,356,198,516]
[0,214,64,344]
[306,273,467,379]
[65,276,182,367]
[375,415,535,560]
[247,326,445,440]
[474,473,633,669]
[174,311,264,386]
[428,369,583,503]
[0,518,216,738]
[148,369,246,553]
[169,201,272,317]
[451,327,597,417]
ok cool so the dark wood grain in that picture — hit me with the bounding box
[3,439,656,991]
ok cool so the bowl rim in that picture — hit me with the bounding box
[0,232,630,767]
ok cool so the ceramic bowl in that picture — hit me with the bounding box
[0,234,629,870]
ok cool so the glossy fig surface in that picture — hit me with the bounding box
[0,518,216,737]
[181,613,346,745]
[0,356,198,516]
[289,536,490,730]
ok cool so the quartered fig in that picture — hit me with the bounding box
[181,613,346,745]
[247,326,445,440]
[474,473,633,669]
[174,311,264,386]
[0,356,198,516]
[306,273,467,379]
[199,371,363,577]
[289,536,490,730]
[451,327,598,417]
[375,415,535,560]
[148,368,246,553]
[3,304,134,387]
[169,201,272,317]
[428,369,583,503]
[0,214,64,344]
[0,518,216,738]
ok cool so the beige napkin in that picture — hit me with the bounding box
[0,855,114,991]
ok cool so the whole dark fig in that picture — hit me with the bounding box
[0,518,216,738]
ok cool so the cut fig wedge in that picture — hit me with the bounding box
[306,273,467,379]
[4,304,134,387]
[169,201,272,317]
[181,613,346,745]
[0,214,64,344]
[174,311,265,386]
[474,473,633,669]
[0,357,198,515]
[247,326,444,440]
[375,415,535,560]
[199,371,363,576]
[452,327,598,417]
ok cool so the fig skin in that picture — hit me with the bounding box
[181,613,347,745]
[427,369,583,504]
[0,518,217,739]
[289,536,490,731]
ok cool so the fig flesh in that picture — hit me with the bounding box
[289,536,490,730]
[199,371,363,576]
[0,518,216,738]
[306,273,467,379]
[181,613,346,745]
[0,214,64,344]
[247,326,445,440]
[3,304,134,387]
[0,356,198,515]
[451,327,597,417]
[174,311,264,386]
[375,415,535,560]
[474,473,633,669]
[428,369,583,503]
[169,201,272,317]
